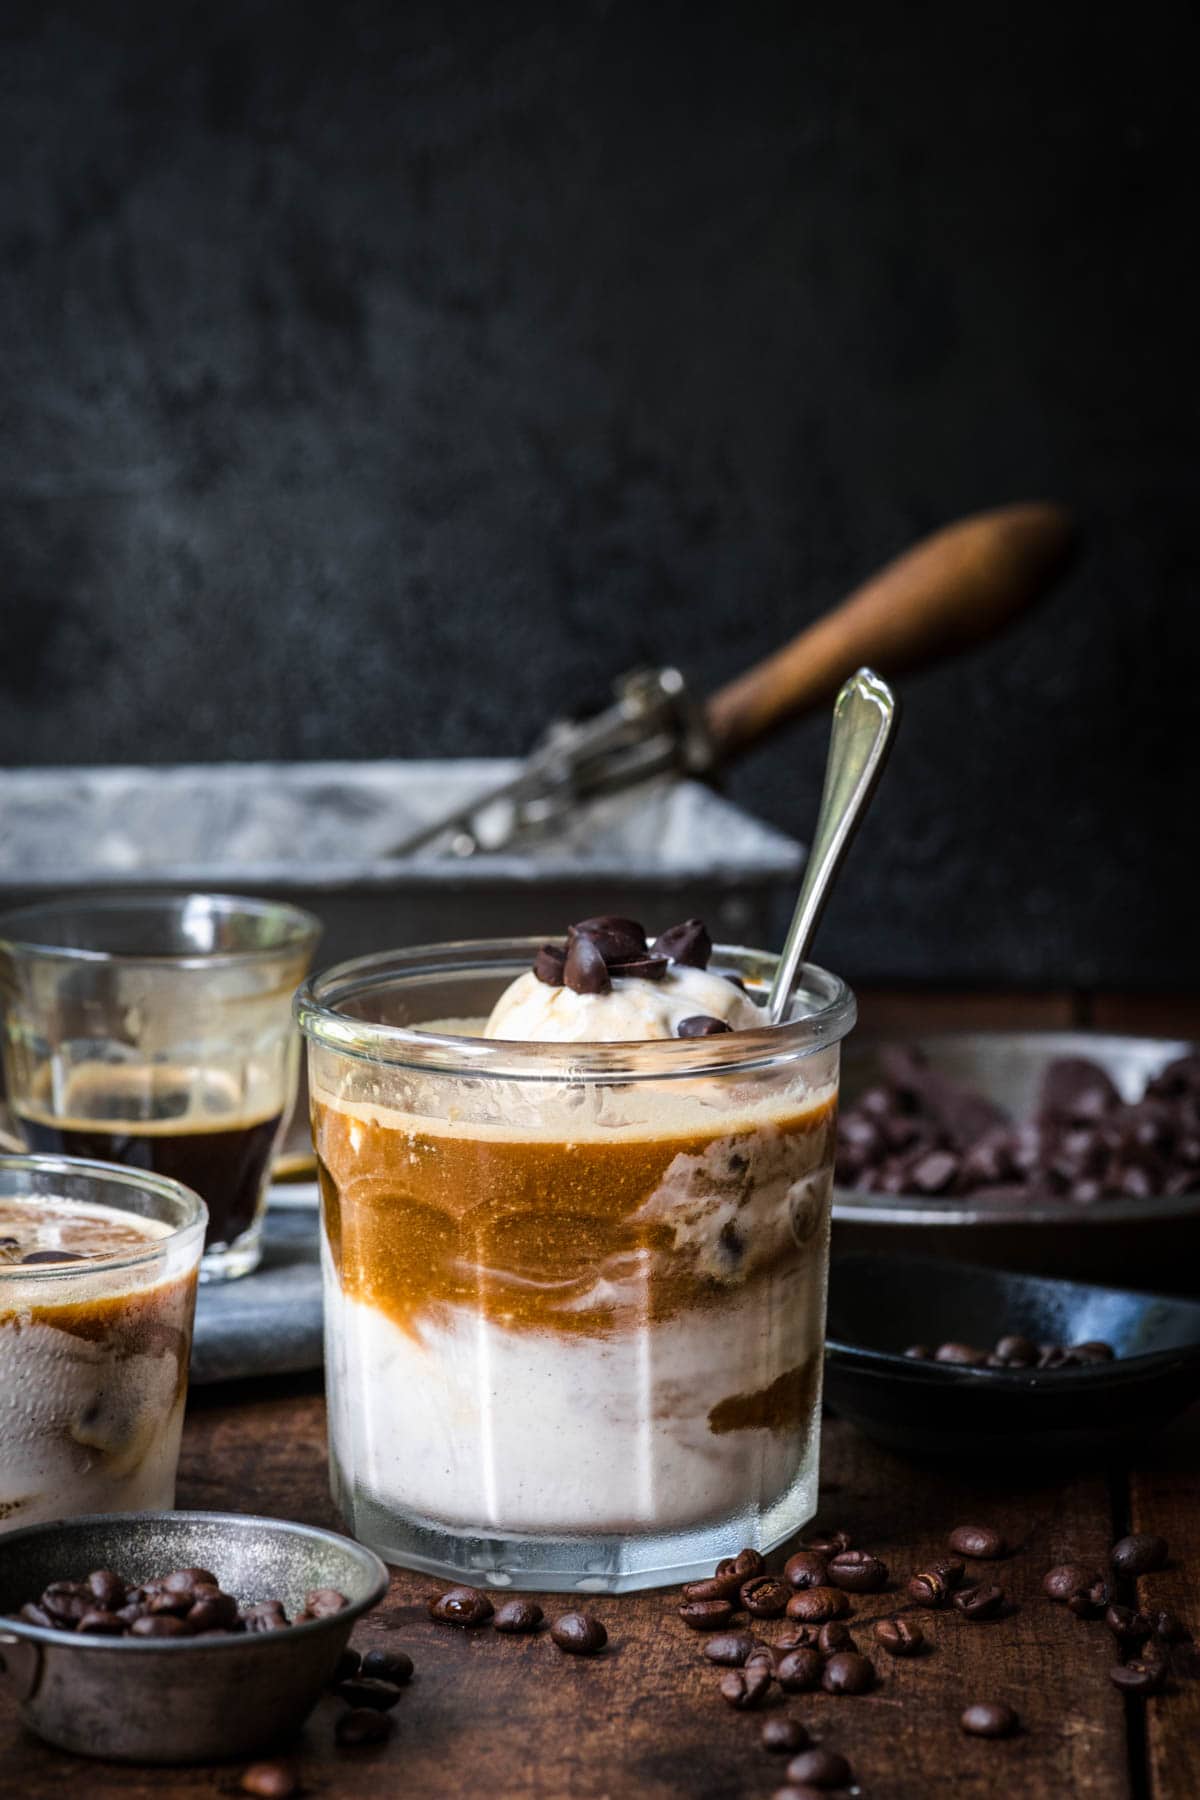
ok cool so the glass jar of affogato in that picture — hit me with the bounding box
[297,933,854,1593]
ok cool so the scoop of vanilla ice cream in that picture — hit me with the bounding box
[484,962,762,1042]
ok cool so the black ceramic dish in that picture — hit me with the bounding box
[825,1252,1200,1460]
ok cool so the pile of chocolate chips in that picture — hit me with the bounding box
[531,914,737,1039]
[837,1044,1200,1204]
[14,1566,348,1637]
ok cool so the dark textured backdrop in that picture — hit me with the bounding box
[1,2,1196,987]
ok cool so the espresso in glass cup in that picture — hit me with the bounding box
[0,1152,206,1532]
[298,930,855,1592]
[0,894,320,1280]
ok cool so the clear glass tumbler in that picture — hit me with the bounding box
[0,893,320,1280]
[297,937,855,1592]
[0,1152,206,1532]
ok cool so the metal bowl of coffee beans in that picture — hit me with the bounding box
[0,1511,389,1762]
[833,1032,1200,1293]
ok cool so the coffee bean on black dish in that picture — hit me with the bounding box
[785,1746,853,1787]
[876,1618,925,1656]
[904,1344,934,1359]
[305,1588,349,1618]
[718,1664,771,1709]
[703,1630,758,1666]
[334,1678,404,1712]
[786,1586,849,1623]
[85,1569,127,1610]
[954,1584,1006,1621]
[427,1585,494,1627]
[934,1342,988,1366]
[1043,1563,1102,1603]
[784,1551,829,1590]
[562,934,611,996]
[1109,1658,1167,1696]
[550,1613,607,1655]
[948,1524,1007,1560]
[961,1701,1018,1738]
[131,1614,190,1637]
[993,1335,1039,1367]
[654,918,713,968]
[533,943,566,986]
[826,1550,888,1593]
[569,916,647,962]
[677,1014,733,1037]
[242,1602,290,1634]
[493,1599,543,1635]
[76,1609,125,1635]
[679,1597,735,1630]
[762,1717,810,1754]
[335,1706,394,1746]
[741,1576,790,1618]
[776,1647,824,1692]
[1111,1534,1169,1577]
[821,1650,874,1694]
[240,1761,301,1799]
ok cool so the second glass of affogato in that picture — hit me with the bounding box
[299,916,855,1592]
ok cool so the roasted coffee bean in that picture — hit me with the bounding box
[822,1650,874,1694]
[1105,1604,1154,1646]
[799,1531,853,1557]
[335,1706,393,1746]
[569,916,647,962]
[550,1613,607,1655]
[533,943,566,986]
[1066,1578,1110,1619]
[18,1603,54,1628]
[676,1013,732,1038]
[703,1630,758,1666]
[948,1524,1007,1560]
[717,1547,765,1580]
[147,1589,193,1617]
[1043,1563,1102,1603]
[189,1591,240,1632]
[876,1617,925,1656]
[162,1567,219,1594]
[784,1551,829,1590]
[305,1588,348,1618]
[85,1570,126,1610]
[762,1717,810,1754]
[76,1610,126,1636]
[334,1678,404,1712]
[908,1569,953,1607]
[904,1343,934,1359]
[817,1621,856,1655]
[1111,1534,1169,1577]
[776,1647,824,1692]
[786,1586,849,1624]
[993,1334,1039,1366]
[679,1598,735,1630]
[427,1585,493,1628]
[769,1787,828,1800]
[718,1664,771,1709]
[954,1584,1006,1621]
[1150,1609,1192,1642]
[243,1603,291,1633]
[562,934,611,995]
[744,1645,779,1676]
[40,1583,93,1625]
[826,1550,887,1593]
[961,1701,1018,1738]
[361,1648,413,1683]
[684,1574,744,1602]
[1073,1340,1116,1362]
[130,1614,192,1637]
[1109,1658,1167,1696]
[493,1599,543,1634]
[240,1760,300,1798]
[786,1746,853,1786]
[775,1625,821,1651]
[934,1341,988,1366]
[741,1577,790,1618]
[654,918,712,968]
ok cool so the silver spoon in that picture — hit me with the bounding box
[767,667,899,1025]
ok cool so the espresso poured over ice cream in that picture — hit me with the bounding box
[313,918,838,1543]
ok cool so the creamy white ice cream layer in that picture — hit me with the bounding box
[485,962,761,1043]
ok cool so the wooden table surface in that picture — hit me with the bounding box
[3,1375,1197,1799]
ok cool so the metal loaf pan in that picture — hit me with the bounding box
[0,760,802,964]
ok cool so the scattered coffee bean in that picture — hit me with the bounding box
[817,1620,856,1655]
[948,1525,1007,1560]
[908,1569,953,1607]
[762,1717,810,1754]
[744,1645,778,1676]
[717,1547,766,1580]
[954,1584,1006,1621]
[703,1631,757,1667]
[493,1599,543,1635]
[961,1701,1018,1738]
[427,1585,494,1628]
[240,1760,300,1798]
[718,1664,771,1709]
[1105,1605,1153,1647]
[679,1598,735,1630]
[821,1650,874,1694]
[798,1531,852,1556]
[550,1613,607,1655]
[785,1586,849,1624]
[334,1678,403,1712]
[826,1549,887,1593]
[335,1707,393,1746]
[741,1576,790,1618]
[876,1617,925,1656]
[361,1648,413,1684]
[775,1625,821,1651]
[654,918,712,968]
[683,1574,744,1602]
[1043,1563,1102,1603]
[785,1746,853,1787]
[1109,1658,1167,1696]
[1111,1534,1168,1577]
[769,1789,826,1800]
[783,1551,828,1590]
[776,1647,824,1692]
[1066,1577,1110,1619]
[1149,1610,1192,1643]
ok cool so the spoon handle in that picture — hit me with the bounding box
[767,669,898,1025]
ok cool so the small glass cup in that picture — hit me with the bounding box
[0,893,320,1280]
[297,936,855,1593]
[0,1152,206,1532]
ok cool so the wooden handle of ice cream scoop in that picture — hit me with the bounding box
[704,502,1076,759]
